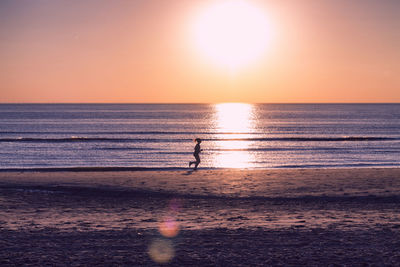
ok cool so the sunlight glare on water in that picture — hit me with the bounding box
[215,103,254,133]
[212,103,257,168]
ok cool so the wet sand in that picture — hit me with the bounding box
[1,168,400,265]
[1,167,400,198]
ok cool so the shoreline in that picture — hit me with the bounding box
[0,166,189,173]
[1,165,400,173]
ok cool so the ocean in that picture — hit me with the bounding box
[0,103,399,169]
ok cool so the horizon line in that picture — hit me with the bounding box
[0,102,399,105]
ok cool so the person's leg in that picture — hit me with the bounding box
[189,154,197,167]
[194,154,200,169]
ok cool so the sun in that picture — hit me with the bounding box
[192,0,271,71]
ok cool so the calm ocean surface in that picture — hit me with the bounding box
[0,103,399,169]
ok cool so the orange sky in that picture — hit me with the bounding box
[1,0,399,103]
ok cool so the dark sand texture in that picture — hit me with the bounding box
[1,228,400,266]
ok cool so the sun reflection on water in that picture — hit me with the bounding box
[212,103,257,168]
[215,103,254,133]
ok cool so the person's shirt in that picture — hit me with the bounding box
[194,143,201,154]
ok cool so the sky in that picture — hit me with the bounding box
[0,0,399,103]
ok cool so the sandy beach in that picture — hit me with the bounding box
[1,168,400,265]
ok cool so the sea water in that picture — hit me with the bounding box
[0,103,399,169]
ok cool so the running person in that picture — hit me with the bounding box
[189,138,202,170]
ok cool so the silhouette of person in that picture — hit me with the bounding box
[189,138,202,170]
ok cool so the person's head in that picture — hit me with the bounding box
[195,138,202,144]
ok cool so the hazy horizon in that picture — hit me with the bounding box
[1,102,399,104]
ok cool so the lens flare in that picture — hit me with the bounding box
[148,238,175,264]
[159,216,180,238]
